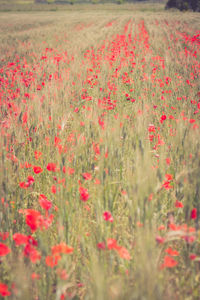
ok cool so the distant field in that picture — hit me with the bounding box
[0,1,166,11]
[0,6,200,300]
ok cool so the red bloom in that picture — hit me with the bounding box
[165,174,173,181]
[97,242,106,250]
[0,283,11,297]
[93,143,100,156]
[31,273,40,280]
[23,244,41,263]
[107,238,118,250]
[34,151,42,160]
[189,253,197,260]
[116,246,131,260]
[39,194,52,211]
[25,210,41,232]
[162,181,173,190]
[157,225,165,231]
[156,236,165,244]
[22,111,28,124]
[103,211,113,222]
[107,239,131,260]
[82,172,92,180]
[175,200,184,208]
[33,166,43,174]
[19,175,35,189]
[46,255,61,268]
[160,255,178,269]
[190,208,197,219]
[79,186,90,202]
[51,242,74,255]
[160,115,167,123]
[47,163,57,172]
[68,167,75,175]
[51,185,57,194]
[0,232,9,241]
[94,178,101,185]
[19,182,27,189]
[27,176,35,185]
[0,243,11,256]
[165,247,179,256]
[13,233,28,246]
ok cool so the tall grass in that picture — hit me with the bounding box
[0,8,200,299]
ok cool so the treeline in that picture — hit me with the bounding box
[34,0,155,4]
[34,0,200,10]
[35,0,124,4]
[166,0,200,11]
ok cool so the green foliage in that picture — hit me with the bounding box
[166,0,200,11]
[91,0,100,4]
[115,0,125,4]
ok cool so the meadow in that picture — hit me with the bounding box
[0,4,200,299]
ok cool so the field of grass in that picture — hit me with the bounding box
[0,5,200,300]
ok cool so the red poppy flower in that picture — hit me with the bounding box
[13,233,28,246]
[165,247,179,256]
[27,176,35,185]
[116,246,131,260]
[33,166,43,174]
[79,186,90,202]
[0,232,9,241]
[23,244,41,263]
[97,242,106,250]
[47,163,57,172]
[31,273,40,280]
[51,185,57,194]
[25,210,41,232]
[107,238,118,250]
[0,283,11,297]
[82,172,92,180]
[51,242,74,255]
[68,167,75,175]
[190,208,197,219]
[34,151,42,160]
[0,243,11,256]
[165,174,173,181]
[156,236,165,244]
[103,211,113,222]
[39,194,52,211]
[46,255,61,268]
[162,180,173,190]
[160,115,167,123]
[175,200,184,208]
[189,253,197,260]
[160,255,178,269]
[166,158,171,165]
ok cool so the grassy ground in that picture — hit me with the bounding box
[0,5,200,300]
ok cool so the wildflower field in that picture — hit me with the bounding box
[0,5,200,299]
